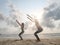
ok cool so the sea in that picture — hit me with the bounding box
[0,33,60,39]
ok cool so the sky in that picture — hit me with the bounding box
[0,0,48,16]
[0,0,60,34]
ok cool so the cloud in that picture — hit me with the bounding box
[0,0,30,34]
[1,0,60,34]
[42,1,60,29]
[6,18,18,27]
[47,0,60,7]
[0,13,4,21]
[44,3,57,11]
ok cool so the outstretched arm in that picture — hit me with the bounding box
[27,14,34,22]
[16,20,21,26]
[27,14,33,19]
[27,17,33,22]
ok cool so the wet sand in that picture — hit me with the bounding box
[0,38,60,45]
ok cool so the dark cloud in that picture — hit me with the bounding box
[44,3,57,11]
[0,13,4,21]
[44,7,60,20]
[42,3,60,28]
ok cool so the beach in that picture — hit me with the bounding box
[0,38,60,45]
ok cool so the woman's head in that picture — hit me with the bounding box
[22,23,24,25]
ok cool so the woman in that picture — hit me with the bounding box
[27,14,43,41]
[16,20,24,40]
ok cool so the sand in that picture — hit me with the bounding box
[0,38,60,45]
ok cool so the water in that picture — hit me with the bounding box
[0,33,60,39]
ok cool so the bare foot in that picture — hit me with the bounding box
[36,40,41,42]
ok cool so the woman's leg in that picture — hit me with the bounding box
[34,30,40,41]
[19,31,24,40]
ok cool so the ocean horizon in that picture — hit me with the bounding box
[0,33,60,39]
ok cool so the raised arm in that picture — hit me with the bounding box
[27,17,33,22]
[16,20,21,26]
[27,14,33,19]
[27,14,34,22]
